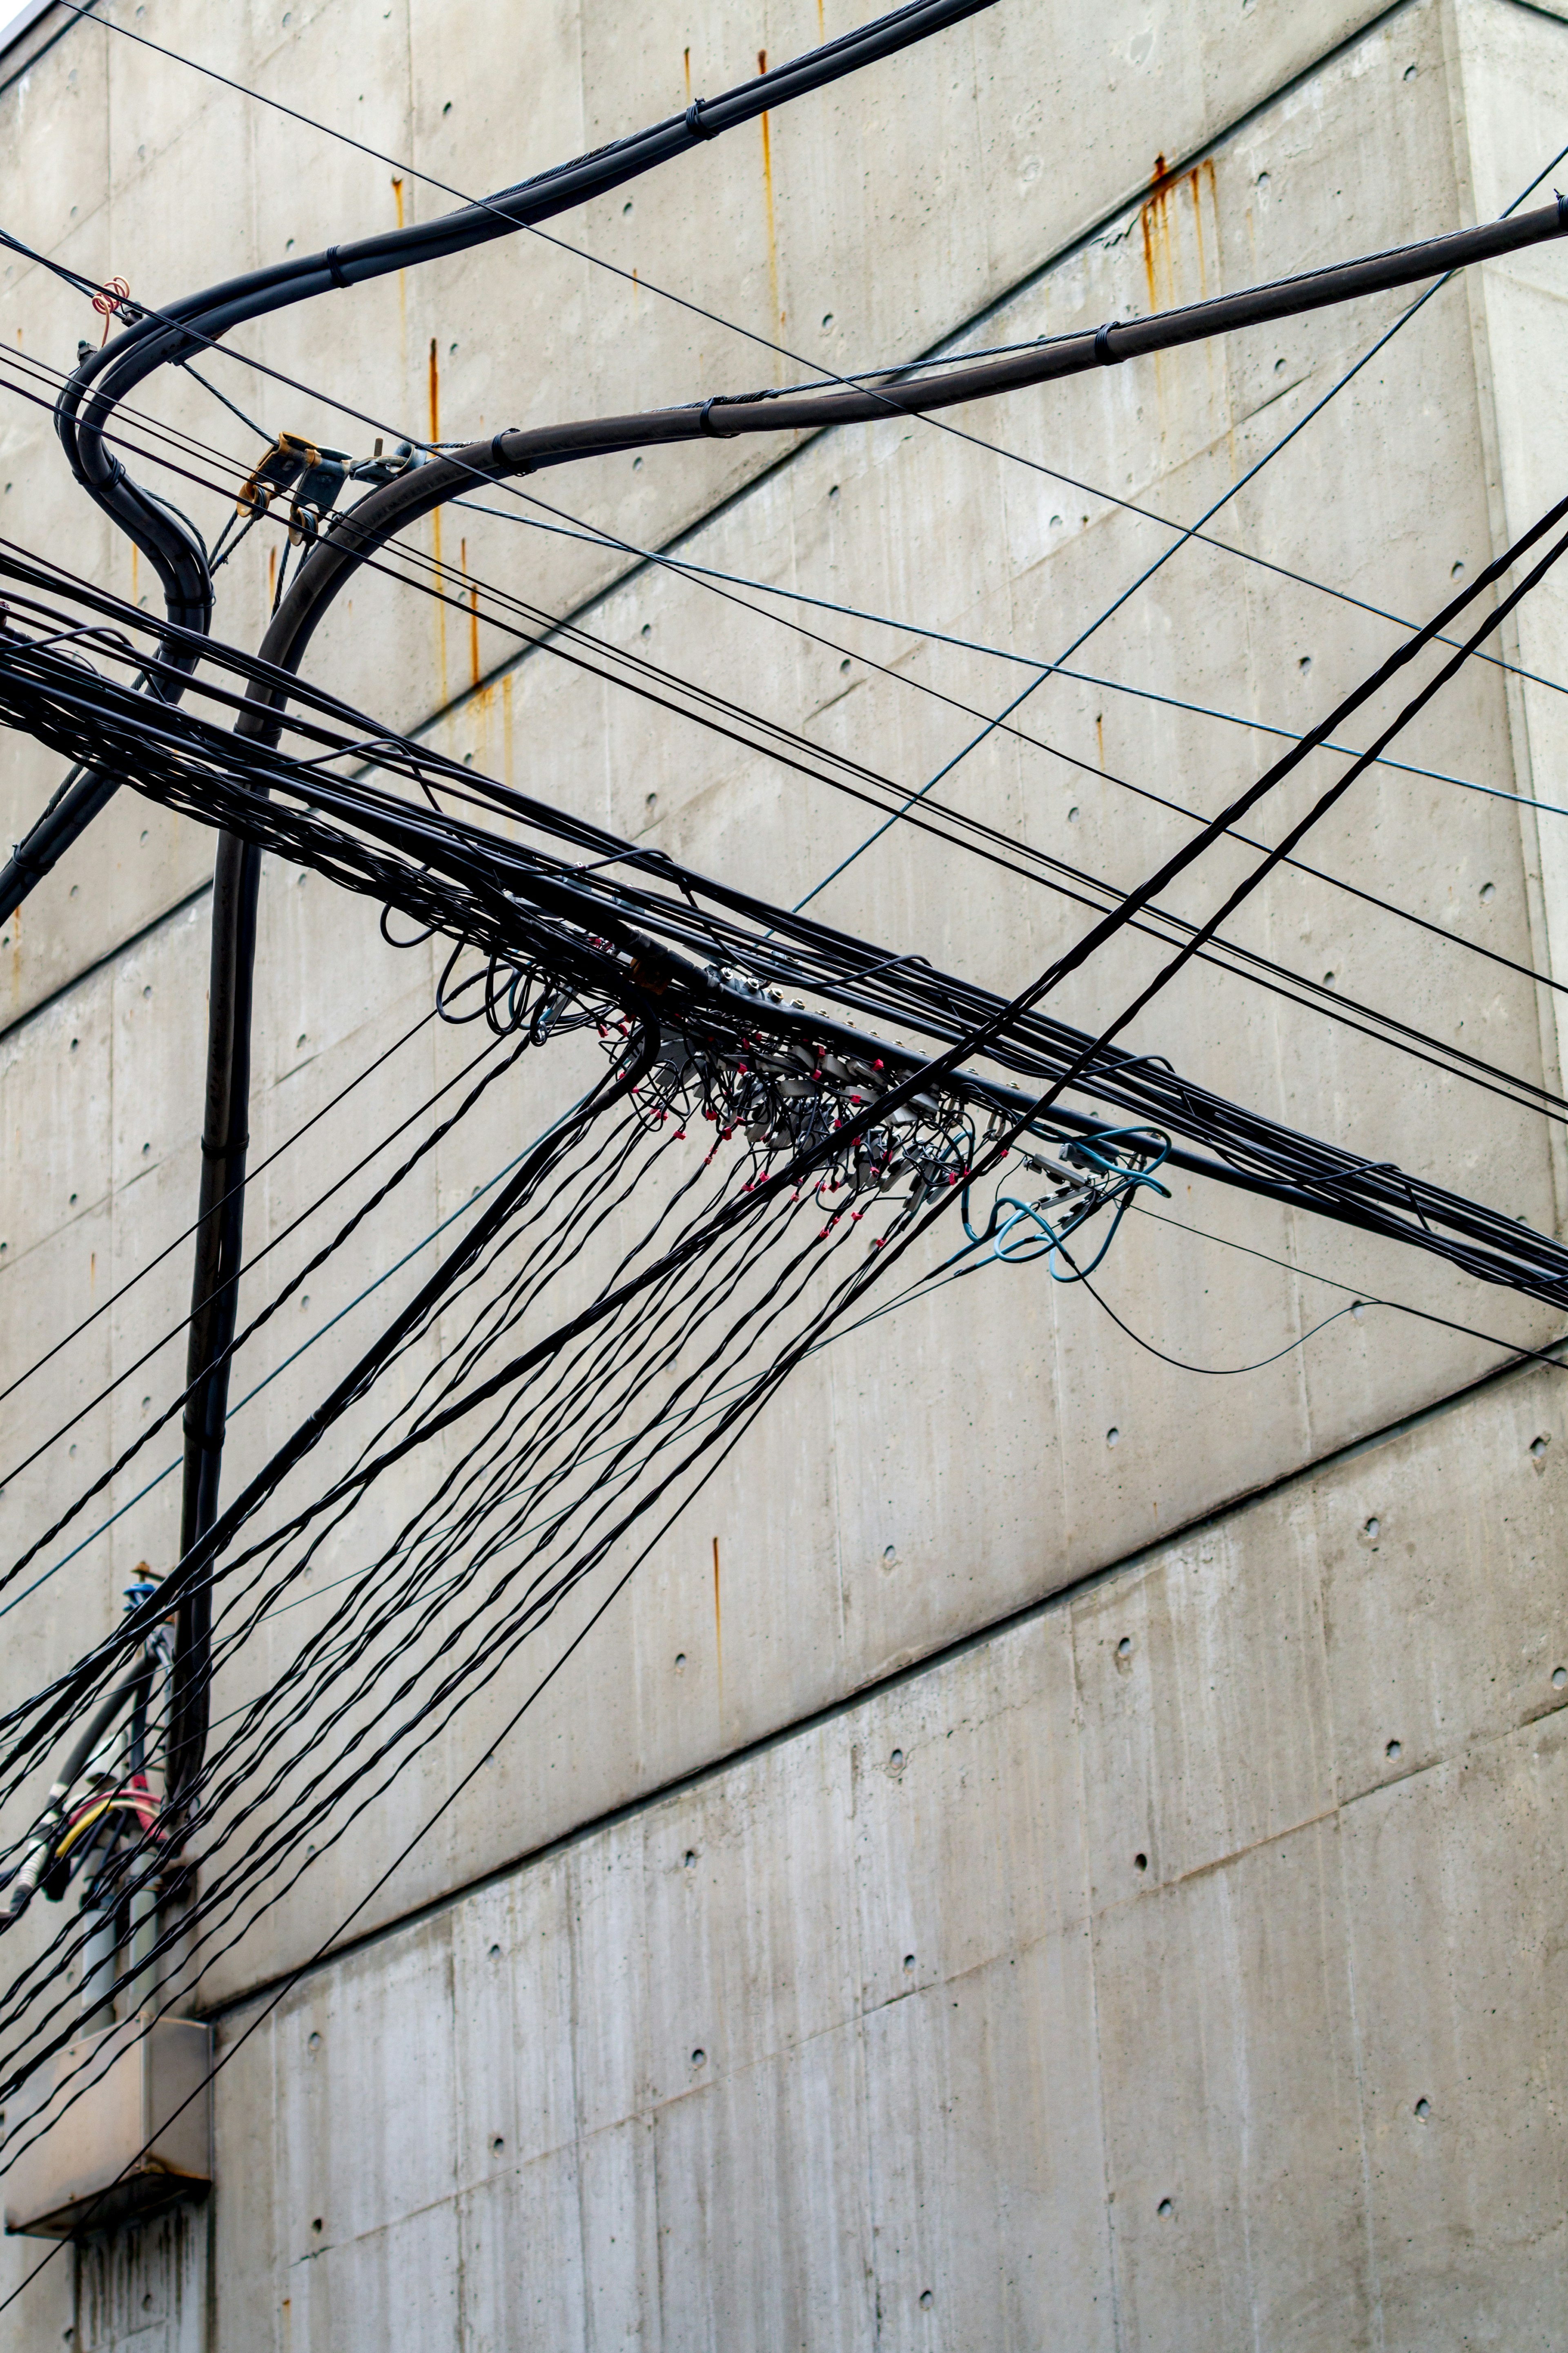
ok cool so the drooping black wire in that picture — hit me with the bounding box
[4,525,1564,1142]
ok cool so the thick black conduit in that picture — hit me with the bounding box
[79,0,1004,1793]
[0,0,1002,922]
[151,171,1568,1793]
[173,187,1568,1677]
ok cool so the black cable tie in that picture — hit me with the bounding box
[685,98,712,140]
[325,246,349,290]
[1094,322,1118,365]
[1557,188,1568,228]
[697,397,734,439]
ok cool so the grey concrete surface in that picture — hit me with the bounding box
[1,0,1567,2342]
[199,1353,1568,2350]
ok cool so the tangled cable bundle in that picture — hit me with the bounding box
[5,0,1568,2273]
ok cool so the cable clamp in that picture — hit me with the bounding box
[490,428,525,474]
[1094,321,1118,365]
[697,397,735,439]
[686,98,713,140]
[325,246,349,290]
[1557,188,1568,229]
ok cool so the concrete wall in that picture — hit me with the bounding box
[209,1356,1568,2348]
[0,0,1566,2342]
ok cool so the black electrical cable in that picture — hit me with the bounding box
[7,509,1564,1140]
[3,0,1003,920]
[1,570,1563,1320]
[41,0,1568,739]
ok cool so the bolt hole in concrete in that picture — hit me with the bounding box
[1157,2198,1174,2219]
[684,1850,697,1871]
[1415,2098,1430,2119]
[491,2135,504,2154]
[920,2290,935,2310]
[890,1748,904,1771]
[1364,1516,1380,1541]
[307,2031,321,2051]
[822,312,834,328]
[489,1943,501,1958]
[1386,1740,1402,1760]
[1067,804,1080,822]
[1480,880,1496,902]
[143,2294,154,2311]
[1107,1425,1120,1448]
[841,656,852,672]
[904,1954,916,1974]
[1117,1635,1133,1657]
[641,622,651,638]
[311,2219,323,2235]
[1352,1300,1367,1320]
[674,1650,686,1673]
[690,2048,706,2068]
[1323,970,1335,986]
[633,455,643,471]
[1531,1434,1550,1460]
[882,1542,898,1569]
[1134,1851,1149,1871]
[1298,653,1312,673]
[1553,1667,1566,1690]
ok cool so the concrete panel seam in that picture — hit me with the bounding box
[204,1336,1568,2027]
[401,0,1420,749]
[0,878,210,1047]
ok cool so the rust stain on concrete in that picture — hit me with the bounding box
[759,50,783,365]
[713,1534,724,1717]
[429,337,448,707]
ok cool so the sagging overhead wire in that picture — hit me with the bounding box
[10,331,1560,1065]
[3,494,1567,2218]
[40,0,1568,738]
[1,540,1566,1316]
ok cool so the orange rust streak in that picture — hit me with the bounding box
[1095,713,1105,769]
[1189,164,1207,295]
[429,338,447,703]
[683,45,691,99]
[461,534,480,687]
[713,1536,723,1714]
[758,50,781,366]
[391,175,404,230]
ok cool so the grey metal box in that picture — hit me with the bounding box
[3,2018,212,2239]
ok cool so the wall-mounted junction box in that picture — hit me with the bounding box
[3,2018,212,2239]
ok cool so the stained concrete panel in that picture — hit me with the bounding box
[195,1344,1568,2350]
